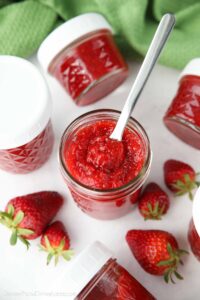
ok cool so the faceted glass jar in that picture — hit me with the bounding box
[164,75,200,149]
[0,121,54,174]
[59,109,152,220]
[0,55,54,174]
[77,259,155,300]
[188,219,200,261]
[48,29,128,106]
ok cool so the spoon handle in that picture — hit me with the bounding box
[110,13,175,141]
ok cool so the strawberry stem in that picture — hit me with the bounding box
[0,205,34,248]
[173,173,200,200]
[142,202,166,220]
[40,236,74,266]
[157,243,189,284]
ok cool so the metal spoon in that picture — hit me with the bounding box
[110,13,176,141]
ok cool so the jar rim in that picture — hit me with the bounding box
[59,109,152,195]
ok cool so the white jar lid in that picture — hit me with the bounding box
[0,56,51,150]
[193,187,200,236]
[38,13,113,71]
[179,58,200,79]
[53,241,113,299]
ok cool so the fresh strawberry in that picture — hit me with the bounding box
[40,221,73,265]
[138,183,169,220]
[117,267,156,300]
[164,159,199,200]
[0,191,63,248]
[126,230,188,283]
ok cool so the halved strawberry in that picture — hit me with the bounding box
[138,183,169,220]
[40,221,73,265]
[0,191,63,248]
[164,159,200,200]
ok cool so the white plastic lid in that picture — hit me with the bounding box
[38,13,113,71]
[0,56,51,150]
[193,187,200,236]
[53,241,113,299]
[179,58,200,79]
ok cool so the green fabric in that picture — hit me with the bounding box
[1,0,200,69]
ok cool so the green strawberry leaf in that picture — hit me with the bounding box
[7,205,15,217]
[157,243,188,284]
[44,236,52,252]
[174,271,183,280]
[47,253,53,265]
[10,229,17,246]
[62,250,74,261]
[57,238,65,251]
[18,236,30,250]
[13,211,24,226]
[17,228,34,236]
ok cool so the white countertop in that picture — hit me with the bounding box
[0,57,199,300]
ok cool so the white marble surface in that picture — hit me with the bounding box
[0,57,199,300]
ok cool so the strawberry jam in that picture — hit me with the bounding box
[0,56,54,174]
[38,13,128,106]
[164,59,200,149]
[59,110,151,220]
[61,242,156,300]
[0,122,54,174]
[78,261,156,300]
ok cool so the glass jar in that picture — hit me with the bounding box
[164,59,200,149]
[188,187,200,261]
[0,56,54,174]
[38,13,128,106]
[54,241,156,300]
[59,109,152,220]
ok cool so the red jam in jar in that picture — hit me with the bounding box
[38,13,128,106]
[0,56,54,174]
[164,59,200,149]
[59,110,151,220]
[188,187,200,261]
[55,241,156,300]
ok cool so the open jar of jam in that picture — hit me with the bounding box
[38,13,128,106]
[53,241,156,299]
[0,56,54,174]
[188,187,200,261]
[164,59,200,149]
[59,109,152,220]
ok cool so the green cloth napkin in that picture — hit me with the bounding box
[1,0,200,69]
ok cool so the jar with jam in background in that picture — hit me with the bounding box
[164,59,200,149]
[0,56,54,174]
[53,241,156,300]
[38,13,128,106]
